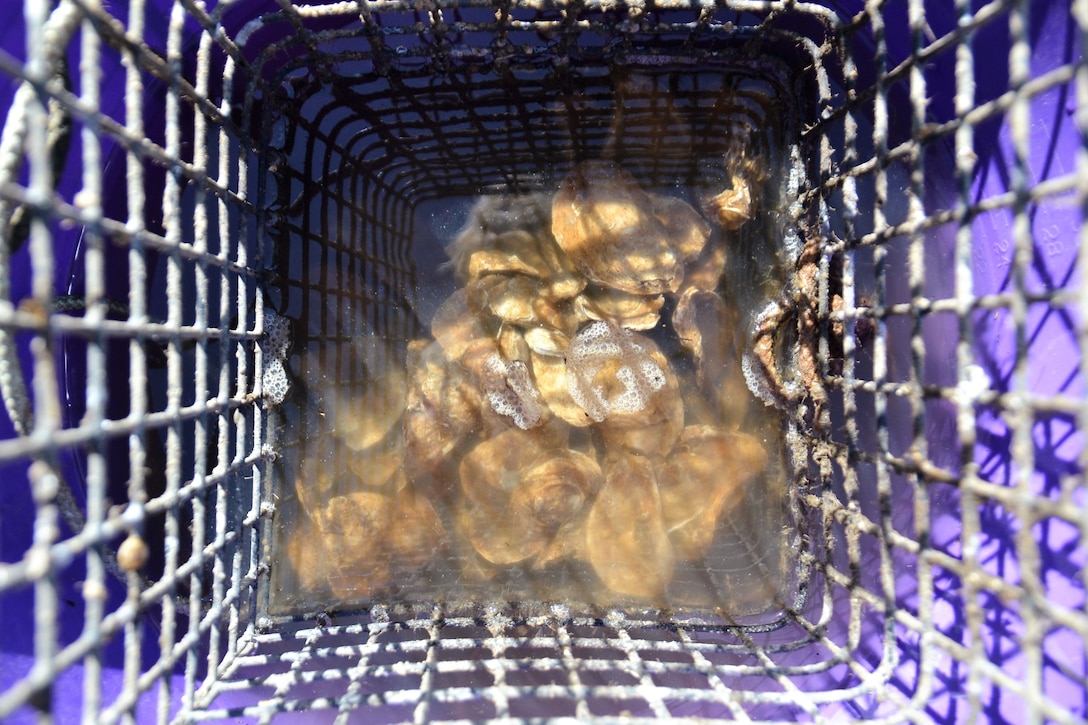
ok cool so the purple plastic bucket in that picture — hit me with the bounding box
[0,0,1084,722]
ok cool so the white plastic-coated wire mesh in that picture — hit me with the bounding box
[0,0,1085,723]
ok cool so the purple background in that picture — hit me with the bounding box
[0,0,1083,722]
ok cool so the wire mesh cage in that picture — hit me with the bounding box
[0,0,1085,723]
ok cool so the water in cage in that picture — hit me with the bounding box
[270,69,802,621]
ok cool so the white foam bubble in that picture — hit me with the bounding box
[565,321,666,421]
[482,353,544,430]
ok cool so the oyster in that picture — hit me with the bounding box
[657,426,768,560]
[466,230,552,282]
[297,336,408,453]
[703,174,753,230]
[403,341,482,476]
[534,509,590,569]
[344,444,404,492]
[497,324,531,363]
[586,455,675,598]
[458,498,545,566]
[475,348,546,431]
[482,275,539,326]
[552,161,685,295]
[445,194,553,282]
[509,451,602,529]
[574,285,664,331]
[459,428,547,505]
[680,234,728,293]
[286,511,331,594]
[523,327,570,357]
[531,349,593,427]
[431,286,497,361]
[596,345,684,458]
[386,487,447,569]
[446,193,585,300]
[317,491,392,579]
[482,276,578,335]
[673,287,749,430]
[301,486,447,597]
[650,192,711,260]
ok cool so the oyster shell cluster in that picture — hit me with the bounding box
[288,160,768,602]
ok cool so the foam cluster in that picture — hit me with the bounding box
[565,321,666,422]
[481,353,545,430]
[262,309,293,405]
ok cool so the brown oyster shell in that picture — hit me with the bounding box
[680,233,728,293]
[596,353,684,457]
[565,322,684,455]
[445,194,553,283]
[533,508,590,569]
[344,444,405,492]
[551,161,684,295]
[403,341,482,476]
[458,498,547,566]
[657,426,768,560]
[459,428,547,506]
[574,285,664,331]
[446,193,585,300]
[673,288,749,430]
[431,286,498,361]
[704,174,753,230]
[465,230,552,282]
[586,455,675,598]
[387,487,448,568]
[649,191,711,261]
[297,336,408,453]
[523,327,570,357]
[483,275,539,326]
[317,491,392,576]
[531,349,593,427]
[509,450,602,529]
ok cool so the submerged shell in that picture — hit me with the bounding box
[704,175,753,230]
[523,326,570,356]
[446,193,586,300]
[458,499,547,566]
[431,287,497,361]
[498,324,531,363]
[465,230,551,282]
[298,336,408,453]
[387,488,447,568]
[286,511,331,594]
[657,426,768,560]
[484,275,539,326]
[531,349,593,427]
[318,491,392,574]
[344,444,405,492]
[445,195,552,282]
[403,341,482,476]
[477,350,546,430]
[680,234,728,293]
[510,450,602,529]
[533,508,590,569]
[574,286,664,331]
[596,343,684,458]
[586,455,675,598]
[673,288,749,430]
[649,192,711,260]
[552,161,683,295]
[482,276,579,335]
[459,428,547,506]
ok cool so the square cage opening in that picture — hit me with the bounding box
[260,10,826,623]
[0,0,1085,723]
